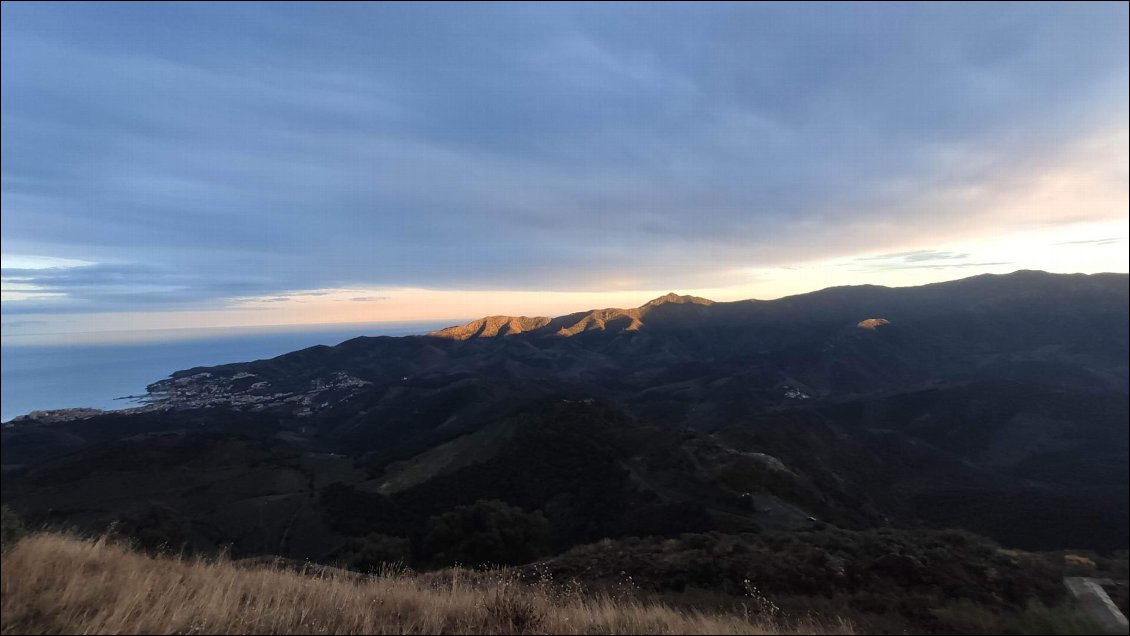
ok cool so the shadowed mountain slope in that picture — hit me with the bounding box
[2,270,1126,558]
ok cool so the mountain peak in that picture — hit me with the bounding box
[429,315,551,341]
[642,293,714,308]
[428,293,717,341]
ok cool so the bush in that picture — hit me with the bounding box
[1,505,25,547]
[336,533,411,572]
[421,499,549,567]
[120,506,188,553]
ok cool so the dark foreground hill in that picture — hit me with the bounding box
[2,532,850,635]
[1,270,1127,632]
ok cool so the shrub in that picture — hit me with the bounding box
[421,499,549,567]
[120,506,189,553]
[337,533,411,572]
[1,505,25,547]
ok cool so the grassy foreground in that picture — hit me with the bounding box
[0,533,849,635]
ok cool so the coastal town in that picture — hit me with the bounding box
[6,369,374,425]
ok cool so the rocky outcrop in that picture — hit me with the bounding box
[856,318,891,330]
[430,315,552,340]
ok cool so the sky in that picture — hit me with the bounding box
[2,2,1128,342]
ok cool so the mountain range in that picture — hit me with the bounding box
[2,270,1127,566]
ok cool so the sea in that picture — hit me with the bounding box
[0,320,454,422]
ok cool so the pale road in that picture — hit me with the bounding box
[1064,577,1129,633]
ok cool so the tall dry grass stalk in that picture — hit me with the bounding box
[0,532,850,635]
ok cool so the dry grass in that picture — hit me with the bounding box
[0,533,849,635]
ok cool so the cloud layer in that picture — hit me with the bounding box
[2,3,1127,318]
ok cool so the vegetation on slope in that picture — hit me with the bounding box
[528,528,1120,635]
[1,272,1126,635]
[0,532,847,635]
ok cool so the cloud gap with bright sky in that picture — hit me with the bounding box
[2,2,1127,340]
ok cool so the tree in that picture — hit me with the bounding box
[421,499,549,566]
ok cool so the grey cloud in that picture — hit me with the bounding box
[1,319,47,329]
[0,263,266,313]
[2,3,1126,315]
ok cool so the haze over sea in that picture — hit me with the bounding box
[0,321,451,422]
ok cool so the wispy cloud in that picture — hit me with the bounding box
[854,250,970,263]
[0,319,47,330]
[844,250,1013,273]
[1056,237,1123,246]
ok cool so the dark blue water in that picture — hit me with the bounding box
[0,321,452,422]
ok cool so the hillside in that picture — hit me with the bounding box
[4,270,1126,552]
[3,528,1122,635]
[0,532,844,635]
[1,270,1127,633]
